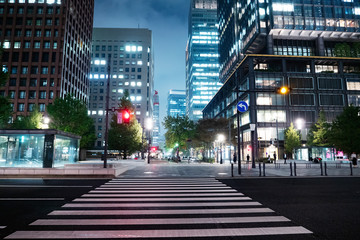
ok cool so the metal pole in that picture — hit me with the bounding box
[290,162,293,176]
[103,55,111,168]
[276,119,279,162]
[220,143,223,164]
[231,163,234,177]
[263,162,266,177]
[350,162,353,176]
[236,72,241,175]
[229,119,231,163]
[320,161,323,176]
[294,162,297,176]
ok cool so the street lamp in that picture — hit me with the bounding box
[42,116,50,129]
[295,118,305,130]
[145,118,153,164]
[217,134,225,164]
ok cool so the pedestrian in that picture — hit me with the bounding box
[246,154,250,163]
[273,152,277,164]
[351,152,357,167]
[268,154,271,162]
[233,152,237,164]
[284,153,287,164]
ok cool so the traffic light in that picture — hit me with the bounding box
[151,146,158,152]
[277,86,290,95]
[122,109,131,124]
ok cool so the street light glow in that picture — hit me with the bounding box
[217,134,225,142]
[295,118,305,130]
[145,118,153,130]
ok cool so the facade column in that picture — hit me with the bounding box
[43,134,55,168]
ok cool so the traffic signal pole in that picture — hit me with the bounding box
[103,56,111,168]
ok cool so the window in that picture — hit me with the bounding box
[44,41,50,48]
[21,66,28,74]
[29,91,36,99]
[320,94,344,106]
[49,91,54,99]
[39,91,46,99]
[31,67,38,74]
[19,78,26,86]
[24,41,31,48]
[18,103,25,112]
[346,79,360,90]
[28,103,35,112]
[30,79,37,87]
[39,104,45,112]
[34,41,41,48]
[11,67,17,74]
[41,67,48,74]
[291,94,315,105]
[289,77,313,89]
[35,30,41,37]
[318,78,342,90]
[9,91,15,99]
[19,91,26,99]
[40,79,47,86]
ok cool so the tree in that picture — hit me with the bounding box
[307,111,330,146]
[163,116,196,155]
[0,97,12,129]
[353,42,360,58]
[47,95,96,148]
[334,43,351,57]
[11,106,42,129]
[108,90,143,158]
[284,123,301,158]
[327,106,360,155]
[193,118,235,160]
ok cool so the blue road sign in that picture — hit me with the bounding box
[237,101,249,113]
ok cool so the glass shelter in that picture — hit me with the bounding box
[0,130,80,168]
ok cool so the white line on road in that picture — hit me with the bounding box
[88,189,237,193]
[5,227,312,239]
[0,226,6,229]
[31,216,290,226]
[72,197,252,202]
[48,208,273,216]
[0,198,65,201]
[62,201,261,208]
[97,186,230,189]
[81,192,244,197]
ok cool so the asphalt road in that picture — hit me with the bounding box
[0,177,359,239]
[0,179,108,239]
[220,177,360,240]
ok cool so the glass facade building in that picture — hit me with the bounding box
[0,129,80,168]
[186,0,222,121]
[204,0,360,161]
[167,90,187,118]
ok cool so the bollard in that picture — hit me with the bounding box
[231,163,234,177]
[350,163,353,176]
[320,162,323,176]
[324,162,328,176]
[294,162,297,176]
[290,162,293,176]
[263,162,266,177]
[259,163,262,177]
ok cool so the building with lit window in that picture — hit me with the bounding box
[186,0,222,121]
[167,89,186,118]
[203,0,360,161]
[89,28,154,149]
[0,0,94,118]
[152,90,160,147]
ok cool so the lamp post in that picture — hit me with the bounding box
[103,56,111,168]
[217,134,225,164]
[145,118,153,164]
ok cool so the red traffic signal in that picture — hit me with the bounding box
[122,110,131,124]
[151,147,157,152]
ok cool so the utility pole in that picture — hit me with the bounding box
[103,55,111,168]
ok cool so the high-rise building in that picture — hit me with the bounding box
[152,90,160,147]
[167,89,186,118]
[186,0,222,121]
[204,0,360,161]
[0,0,94,117]
[89,28,154,149]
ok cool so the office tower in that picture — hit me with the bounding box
[186,0,222,121]
[0,0,94,117]
[152,90,160,147]
[89,28,154,148]
[167,89,186,118]
[204,0,360,160]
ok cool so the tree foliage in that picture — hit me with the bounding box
[307,111,330,146]
[284,123,301,157]
[11,106,42,129]
[108,90,143,158]
[163,116,196,150]
[0,96,12,129]
[47,95,96,148]
[327,106,360,155]
[334,42,360,58]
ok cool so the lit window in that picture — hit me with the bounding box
[98,110,104,115]
[131,82,136,87]
[136,96,142,101]
[137,61,143,65]
[137,46,143,52]
[92,111,97,115]
[137,82,142,86]
[3,41,10,49]
[125,82,129,86]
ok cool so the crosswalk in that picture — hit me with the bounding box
[5,178,313,239]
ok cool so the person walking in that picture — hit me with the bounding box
[233,152,237,164]
[246,154,250,164]
[351,152,357,167]
[273,152,277,164]
[284,153,287,164]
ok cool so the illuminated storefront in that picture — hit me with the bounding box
[0,129,80,168]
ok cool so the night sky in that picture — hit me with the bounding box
[94,0,190,133]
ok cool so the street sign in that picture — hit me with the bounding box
[237,101,249,113]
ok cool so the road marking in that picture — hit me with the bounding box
[0,198,65,201]
[98,186,230,189]
[73,197,252,202]
[0,185,93,188]
[48,208,273,216]
[31,216,290,226]
[105,183,225,186]
[82,192,244,197]
[87,189,237,193]
[63,201,261,208]
[0,226,6,229]
[5,227,312,239]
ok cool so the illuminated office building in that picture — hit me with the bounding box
[204,0,360,161]
[167,89,186,117]
[0,0,94,118]
[89,28,154,148]
[186,0,222,121]
[152,90,160,147]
